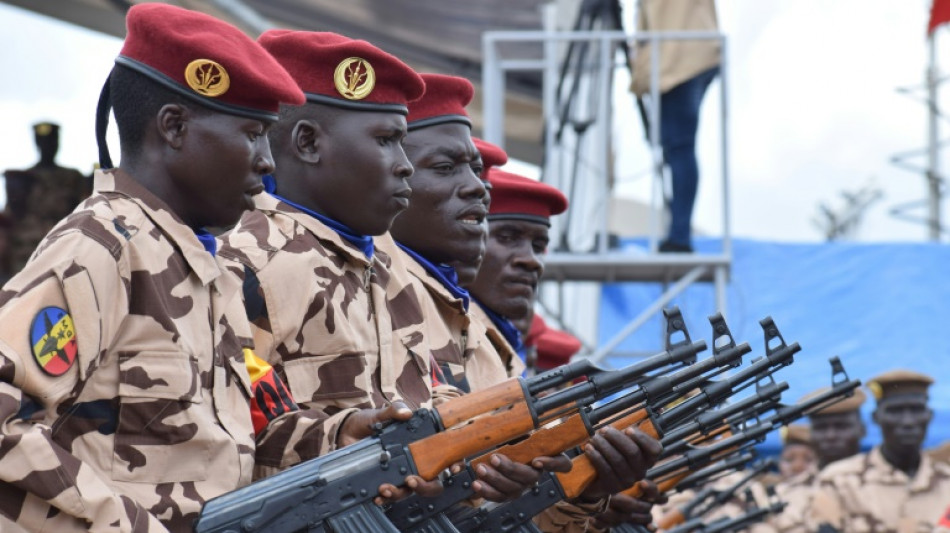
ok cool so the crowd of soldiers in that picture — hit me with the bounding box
[0,4,947,533]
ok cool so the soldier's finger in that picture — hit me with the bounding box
[628,427,663,464]
[490,454,542,484]
[377,401,413,423]
[532,454,573,473]
[473,464,525,501]
[406,475,443,498]
[593,429,638,482]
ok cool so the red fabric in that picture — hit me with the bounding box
[119,3,304,116]
[473,138,508,174]
[259,30,424,110]
[527,315,582,370]
[249,365,298,436]
[940,504,950,527]
[929,0,950,34]
[487,169,569,221]
[407,74,474,126]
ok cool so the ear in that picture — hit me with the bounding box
[871,407,880,426]
[157,104,188,149]
[292,119,322,165]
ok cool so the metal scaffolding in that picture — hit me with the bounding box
[481,20,732,362]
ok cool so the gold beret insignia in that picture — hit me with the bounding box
[185,59,230,97]
[334,57,375,100]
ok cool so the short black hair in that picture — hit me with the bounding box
[110,64,211,154]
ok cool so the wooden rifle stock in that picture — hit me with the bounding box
[467,404,650,470]
[434,378,524,428]
[410,400,535,480]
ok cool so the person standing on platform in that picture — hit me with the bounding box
[810,370,950,533]
[630,0,720,253]
[0,4,306,530]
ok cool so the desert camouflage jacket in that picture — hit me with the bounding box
[0,169,257,532]
[468,302,526,381]
[375,238,510,394]
[810,446,950,533]
[217,193,438,471]
[747,469,817,533]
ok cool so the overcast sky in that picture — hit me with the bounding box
[1,1,947,243]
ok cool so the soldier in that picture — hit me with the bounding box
[216,30,449,473]
[0,4,306,531]
[752,389,866,533]
[777,424,817,480]
[810,369,950,532]
[3,122,91,273]
[0,211,12,285]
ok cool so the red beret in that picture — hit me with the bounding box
[528,315,582,370]
[473,138,508,174]
[407,74,474,130]
[487,170,568,226]
[259,30,424,114]
[116,3,304,121]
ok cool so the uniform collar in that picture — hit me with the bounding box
[262,174,374,259]
[254,192,375,267]
[867,445,939,491]
[95,169,221,285]
[473,298,524,356]
[395,243,469,311]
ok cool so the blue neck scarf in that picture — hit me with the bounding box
[263,175,374,259]
[396,243,470,311]
[194,228,217,256]
[474,298,525,358]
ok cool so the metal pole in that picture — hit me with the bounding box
[719,36,733,256]
[598,35,612,254]
[927,35,942,241]
[482,34,504,147]
[587,265,708,363]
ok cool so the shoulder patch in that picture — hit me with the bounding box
[30,306,78,376]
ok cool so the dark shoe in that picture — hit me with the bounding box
[658,240,694,253]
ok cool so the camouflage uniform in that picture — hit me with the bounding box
[374,237,509,393]
[0,169,257,532]
[469,302,527,380]
[747,470,816,533]
[217,193,439,471]
[4,164,90,273]
[810,445,950,532]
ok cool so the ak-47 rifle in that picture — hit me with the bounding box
[388,312,747,533]
[446,318,802,533]
[194,311,705,533]
[664,489,787,533]
[652,457,777,531]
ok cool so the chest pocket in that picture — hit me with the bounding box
[282,353,372,409]
[112,350,210,483]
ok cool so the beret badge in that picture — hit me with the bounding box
[334,57,375,100]
[867,381,883,401]
[185,59,230,97]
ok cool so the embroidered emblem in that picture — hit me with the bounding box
[185,59,230,97]
[334,57,375,100]
[30,307,78,376]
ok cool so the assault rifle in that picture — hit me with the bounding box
[388,312,748,533]
[194,310,704,533]
[664,489,786,533]
[445,318,802,533]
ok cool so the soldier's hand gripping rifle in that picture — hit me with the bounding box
[387,312,747,533]
[194,314,705,533]
[446,317,803,533]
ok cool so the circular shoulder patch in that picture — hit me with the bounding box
[334,57,375,100]
[185,59,230,97]
[30,306,78,376]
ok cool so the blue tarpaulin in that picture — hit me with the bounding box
[599,237,950,454]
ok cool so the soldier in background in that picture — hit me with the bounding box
[810,370,950,532]
[0,212,12,285]
[3,122,91,273]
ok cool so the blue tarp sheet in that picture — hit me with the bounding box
[599,237,950,454]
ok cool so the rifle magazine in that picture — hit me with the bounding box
[325,502,400,533]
